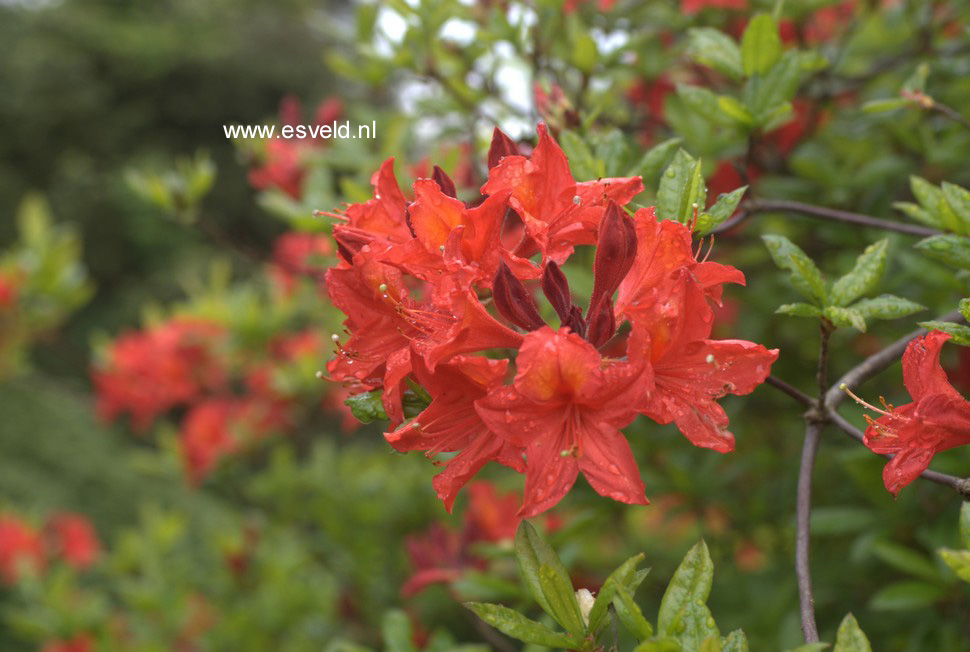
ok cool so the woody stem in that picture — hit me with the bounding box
[796,319,834,643]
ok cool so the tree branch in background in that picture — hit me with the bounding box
[740,199,940,237]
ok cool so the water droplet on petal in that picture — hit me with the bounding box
[608,464,621,475]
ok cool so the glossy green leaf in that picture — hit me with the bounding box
[762,234,827,305]
[784,644,830,652]
[776,303,822,318]
[698,185,747,233]
[744,52,802,123]
[917,321,970,346]
[721,629,750,652]
[910,176,942,218]
[893,201,940,228]
[679,85,727,123]
[657,541,719,648]
[831,240,887,307]
[959,299,970,325]
[833,613,871,652]
[717,96,755,127]
[628,137,683,187]
[861,98,910,113]
[824,306,867,332]
[741,14,782,76]
[514,521,570,620]
[588,553,645,634]
[539,563,585,636]
[850,295,924,321]
[914,234,970,270]
[633,638,683,652]
[687,28,742,79]
[658,149,706,224]
[941,182,970,234]
[559,130,598,181]
[464,603,576,647]
[868,581,945,611]
[614,585,653,640]
[344,390,388,424]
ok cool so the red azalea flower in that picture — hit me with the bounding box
[41,634,94,652]
[44,513,101,570]
[0,515,45,584]
[853,331,970,496]
[0,271,18,310]
[401,523,467,596]
[270,231,332,293]
[93,318,226,431]
[476,327,651,517]
[248,139,304,199]
[386,355,524,512]
[465,482,523,543]
[180,399,238,484]
[682,0,747,14]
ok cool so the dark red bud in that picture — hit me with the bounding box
[488,127,520,170]
[493,262,546,332]
[586,298,617,348]
[541,261,572,323]
[564,305,587,338]
[587,200,638,321]
[432,165,458,198]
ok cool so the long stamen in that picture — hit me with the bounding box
[839,383,894,418]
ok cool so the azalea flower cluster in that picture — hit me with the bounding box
[850,331,970,496]
[92,232,346,482]
[325,124,778,517]
[0,511,100,585]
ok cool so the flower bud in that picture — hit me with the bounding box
[492,262,546,332]
[487,127,520,170]
[575,588,595,627]
[432,165,458,199]
[541,261,572,323]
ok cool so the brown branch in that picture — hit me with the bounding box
[795,419,823,643]
[742,199,940,237]
[765,375,813,407]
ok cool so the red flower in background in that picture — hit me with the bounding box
[855,331,970,495]
[93,318,226,431]
[44,513,101,570]
[270,231,333,293]
[41,634,94,652]
[0,515,45,583]
[682,0,747,14]
[0,271,18,310]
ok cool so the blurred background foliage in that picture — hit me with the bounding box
[1,0,969,650]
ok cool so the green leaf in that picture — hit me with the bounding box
[870,541,940,583]
[784,645,830,652]
[941,182,970,234]
[382,610,417,652]
[960,299,970,325]
[914,234,970,270]
[810,507,876,536]
[594,128,629,177]
[861,98,910,114]
[938,549,970,582]
[658,149,706,224]
[721,629,750,652]
[717,96,755,127]
[464,603,575,647]
[559,130,598,181]
[850,295,925,321]
[687,28,742,79]
[344,391,388,424]
[628,137,683,187]
[657,541,719,648]
[902,63,929,93]
[893,201,940,229]
[539,564,585,636]
[776,303,823,318]
[910,176,943,219]
[697,186,747,234]
[679,85,727,124]
[917,321,970,346]
[868,581,946,611]
[830,240,888,306]
[614,585,653,640]
[633,638,683,652]
[824,306,867,332]
[833,613,871,652]
[571,33,598,74]
[741,14,782,76]
[743,52,802,124]
[762,234,827,304]
[588,553,645,634]
[514,521,571,622]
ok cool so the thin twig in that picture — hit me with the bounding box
[766,375,813,407]
[826,410,970,499]
[743,199,940,237]
[796,419,823,643]
[825,309,963,409]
